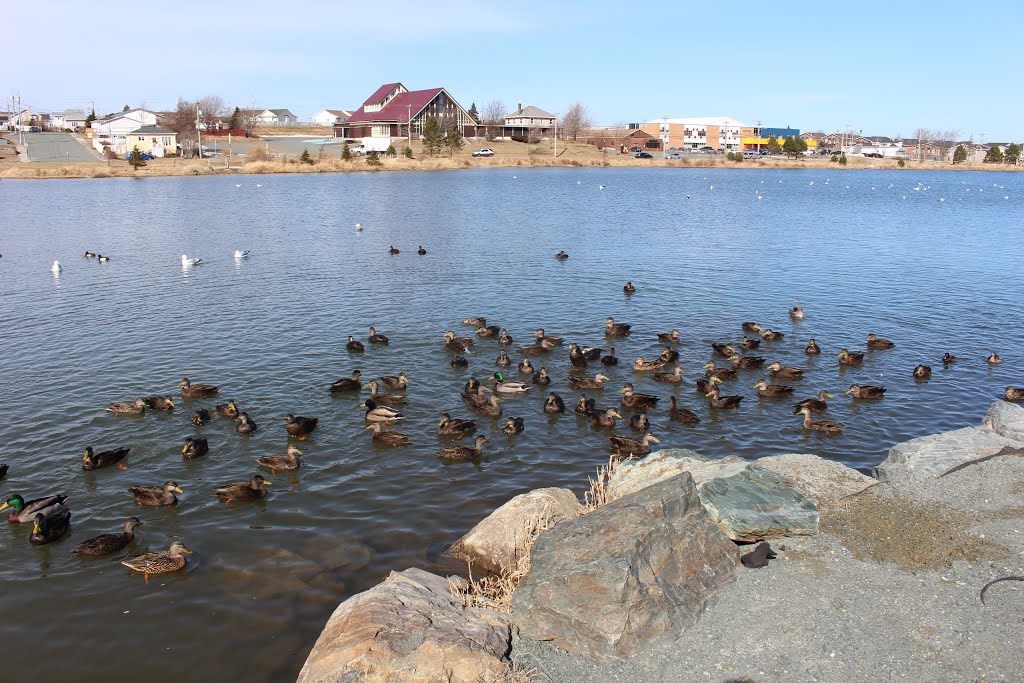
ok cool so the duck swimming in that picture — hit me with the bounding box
[766,362,804,379]
[753,380,794,398]
[866,334,895,350]
[74,517,143,556]
[761,329,784,341]
[913,365,932,380]
[82,446,130,470]
[589,408,621,428]
[568,372,611,390]
[555,250,569,261]
[633,356,664,372]
[668,396,700,424]
[575,396,596,416]
[380,372,409,391]
[845,384,886,399]
[837,349,864,366]
[660,347,680,363]
[740,337,761,350]
[178,377,219,398]
[368,327,389,344]
[702,361,737,380]
[620,383,659,410]
[790,301,804,319]
[257,445,303,471]
[347,336,365,353]
[388,245,400,255]
[417,246,427,255]
[623,281,636,294]
[988,352,1002,364]
[366,423,411,447]
[30,509,72,545]
[143,396,175,410]
[569,343,588,367]
[191,408,211,425]
[438,436,489,463]
[444,331,474,352]
[285,414,319,437]
[122,542,192,580]
[658,329,681,344]
[450,355,469,368]
[712,343,736,357]
[727,354,765,370]
[742,322,762,333]
[942,353,957,365]
[629,413,650,433]
[601,348,619,366]
[214,400,239,418]
[129,481,181,506]
[532,367,551,385]
[330,370,363,392]
[235,412,259,433]
[106,399,146,415]
[796,406,843,434]
[604,317,631,336]
[2,493,68,524]
[437,413,477,437]
[795,390,833,413]
[609,432,659,456]
[534,329,563,346]
[544,392,566,413]
[705,379,743,409]
[364,380,407,406]
[476,325,500,338]
[498,329,513,345]
[215,475,271,503]
[490,372,530,394]
[182,437,208,459]
[502,417,525,435]
[805,339,821,354]
[653,366,684,383]
[518,358,535,375]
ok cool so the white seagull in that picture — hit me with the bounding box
[236,184,242,188]
[355,223,363,231]
[233,250,250,259]
[598,184,606,190]
[181,254,202,267]
[51,260,62,273]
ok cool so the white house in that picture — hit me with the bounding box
[49,109,88,131]
[311,109,352,126]
[91,109,159,137]
[503,104,556,130]
[255,109,298,126]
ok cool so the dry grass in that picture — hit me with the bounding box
[252,125,334,136]
[583,453,633,511]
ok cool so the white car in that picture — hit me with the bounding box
[472,148,494,157]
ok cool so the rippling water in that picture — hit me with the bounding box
[0,168,1021,680]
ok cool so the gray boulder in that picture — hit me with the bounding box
[983,400,1024,442]
[754,453,875,509]
[450,487,583,575]
[512,472,738,662]
[606,449,748,501]
[297,567,511,683]
[874,426,1023,482]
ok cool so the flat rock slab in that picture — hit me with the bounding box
[984,400,1024,442]
[608,450,819,542]
[874,426,1023,482]
[754,453,875,509]
[513,472,738,662]
[297,567,511,683]
[449,487,583,575]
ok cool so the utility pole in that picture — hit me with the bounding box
[553,114,558,158]
[196,103,203,159]
[407,103,412,144]
[755,119,762,155]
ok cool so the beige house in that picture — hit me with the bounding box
[125,125,178,157]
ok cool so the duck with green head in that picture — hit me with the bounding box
[2,493,68,524]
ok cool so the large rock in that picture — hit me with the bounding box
[608,450,819,542]
[297,568,511,683]
[873,426,1023,482]
[754,453,875,509]
[512,472,738,662]
[983,400,1024,442]
[450,487,583,575]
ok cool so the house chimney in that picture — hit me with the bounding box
[518,103,522,114]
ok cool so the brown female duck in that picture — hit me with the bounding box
[728,354,765,370]
[796,405,843,433]
[837,349,864,365]
[609,432,660,456]
[805,339,821,354]
[181,437,209,459]
[74,517,143,556]
[438,436,488,463]
[105,399,146,415]
[437,413,477,437]
[178,378,219,398]
[82,446,130,470]
[330,370,363,393]
[866,333,895,349]
[568,372,611,390]
[215,475,271,503]
[795,390,834,413]
[753,380,794,398]
[668,396,700,424]
[257,444,303,471]
[766,362,804,380]
[128,481,181,506]
[845,384,886,399]
[620,383,659,410]
[604,317,631,337]
[654,366,684,383]
[366,423,411,447]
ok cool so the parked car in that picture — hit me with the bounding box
[700,146,716,154]
[742,150,757,158]
[629,146,643,153]
[667,153,683,160]
[472,148,494,157]
[123,151,155,160]
[635,151,654,159]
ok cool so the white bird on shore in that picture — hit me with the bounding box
[51,260,62,273]
[234,250,250,259]
[181,254,202,267]
[355,223,362,231]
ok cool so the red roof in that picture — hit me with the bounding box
[347,86,445,124]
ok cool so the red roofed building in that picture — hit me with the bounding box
[338,82,476,141]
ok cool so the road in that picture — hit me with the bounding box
[20,132,102,162]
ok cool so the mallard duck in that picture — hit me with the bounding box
[629,412,650,432]
[330,370,363,392]
[364,397,403,423]
[471,393,502,417]
[942,352,958,365]
[388,245,400,255]
[1004,387,1024,402]
[215,475,271,503]
[30,509,72,545]
[589,408,621,428]
[913,364,932,380]
[797,406,843,433]
[668,396,700,424]
[544,392,566,413]
[502,417,525,435]
[463,317,487,327]
[575,396,596,416]
[256,444,303,471]
[450,355,469,368]
[695,377,713,394]
[658,329,681,344]
[519,340,554,355]
[534,329,563,346]
[554,250,569,261]
[143,396,175,410]
[122,542,192,580]
[129,481,181,506]
[569,343,588,367]
[74,517,143,556]
[417,246,427,255]
[712,343,736,357]
[518,358,535,374]
[601,348,619,366]
[604,317,631,337]
[742,322,762,333]
[490,372,530,394]
[106,399,146,415]
[790,301,805,319]
[235,412,259,433]
[569,372,611,390]
[380,372,409,391]
[654,366,684,383]
[284,414,319,437]
[866,333,895,350]
[437,413,477,437]
[498,329,513,345]
[740,337,761,350]
[532,367,551,385]
[753,380,794,398]
[582,346,604,361]
[660,348,681,362]
[795,390,833,413]
[728,354,765,370]
[705,380,743,409]
[368,327,389,344]
[182,437,208,459]
[438,435,488,462]
[767,362,804,379]
[633,356,663,372]
[620,383,659,409]
[988,352,1002,364]
[702,361,737,380]
[609,432,660,456]
[444,331,474,352]
[214,400,239,418]
[805,339,821,354]
[761,329,784,341]
[623,281,636,294]
[845,384,886,399]
[496,350,512,367]
[462,377,485,401]
[347,336,365,353]
[178,378,218,398]
[837,349,864,365]
[191,408,211,425]
[82,446,130,470]
[2,493,68,523]
[475,325,500,338]
[364,380,407,406]
[366,423,411,447]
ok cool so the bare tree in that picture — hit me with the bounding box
[559,101,593,142]
[238,108,260,135]
[482,99,506,141]
[913,127,932,162]
[198,95,226,130]
[172,98,198,157]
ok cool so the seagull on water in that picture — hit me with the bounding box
[256,183,262,188]
[51,260,62,273]
[355,223,363,231]
[236,184,242,188]
[234,250,250,259]
[181,254,202,267]
[598,184,606,190]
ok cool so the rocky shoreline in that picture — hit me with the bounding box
[297,401,1024,682]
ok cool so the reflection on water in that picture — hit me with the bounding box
[0,168,1021,681]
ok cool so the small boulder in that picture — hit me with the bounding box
[983,401,1024,442]
[754,453,874,509]
[450,487,583,575]
[513,472,738,662]
[874,426,1022,482]
[607,449,748,501]
[297,568,511,683]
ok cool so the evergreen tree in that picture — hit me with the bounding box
[468,102,479,123]
[128,145,147,170]
[984,145,1004,163]
[366,151,382,167]
[403,146,413,159]
[122,104,130,112]
[838,154,848,166]
[385,143,396,157]
[422,116,443,156]
[300,148,313,164]
[341,143,352,161]
[85,109,96,126]
[782,136,807,158]
[1005,143,1021,164]
[952,145,967,164]
[229,106,241,130]
[444,124,464,156]
[766,136,782,155]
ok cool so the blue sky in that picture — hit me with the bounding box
[6,0,1022,141]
